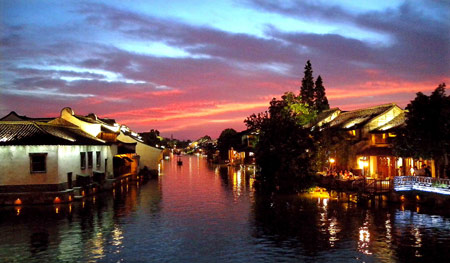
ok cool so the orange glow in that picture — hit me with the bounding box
[14,198,22,205]
[15,206,21,216]
[329,158,335,164]
[68,195,72,202]
[54,197,61,204]
[400,195,405,202]
[82,190,85,196]
[416,195,420,201]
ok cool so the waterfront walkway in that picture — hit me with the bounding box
[394,176,450,195]
[321,175,450,196]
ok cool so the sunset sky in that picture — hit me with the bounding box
[1,0,449,139]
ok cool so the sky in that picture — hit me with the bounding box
[0,0,449,140]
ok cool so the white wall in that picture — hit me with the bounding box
[0,145,59,185]
[116,133,162,170]
[57,145,112,181]
[0,144,113,187]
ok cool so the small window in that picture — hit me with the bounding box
[96,151,101,167]
[80,152,86,169]
[88,152,93,168]
[30,153,47,173]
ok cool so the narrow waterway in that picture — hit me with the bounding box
[1,155,450,262]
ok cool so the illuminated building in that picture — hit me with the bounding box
[0,120,109,204]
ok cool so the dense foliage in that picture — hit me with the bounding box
[300,60,315,106]
[244,61,333,193]
[245,92,317,193]
[300,60,330,111]
[140,129,164,147]
[314,76,329,112]
[217,128,241,160]
[393,83,450,177]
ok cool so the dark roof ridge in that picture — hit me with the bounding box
[342,103,397,114]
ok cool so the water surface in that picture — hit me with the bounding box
[1,155,450,262]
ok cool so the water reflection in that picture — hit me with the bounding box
[358,212,372,255]
[0,156,449,262]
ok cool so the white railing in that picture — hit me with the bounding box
[394,176,450,195]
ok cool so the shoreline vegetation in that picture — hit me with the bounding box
[216,61,449,195]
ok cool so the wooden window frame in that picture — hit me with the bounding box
[29,153,47,173]
[96,151,101,168]
[88,151,93,168]
[80,152,86,169]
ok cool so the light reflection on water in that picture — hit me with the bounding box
[0,155,450,262]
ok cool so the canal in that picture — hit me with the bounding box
[1,155,450,262]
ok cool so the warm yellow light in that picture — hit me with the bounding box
[358,160,365,169]
[14,198,22,205]
[329,158,335,164]
[416,195,420,201]
[68,195,72,202]
[400,195,405,202]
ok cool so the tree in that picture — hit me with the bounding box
[300,60,315,106]
[393,83,450,178]
[217,128,241,160]
[245,92,317,193]
[313,75,329,112]
[140,129,162,147]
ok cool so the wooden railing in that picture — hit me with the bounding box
[364,179,392,193]
[394,176,450,195]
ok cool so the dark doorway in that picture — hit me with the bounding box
[67,172,72,189]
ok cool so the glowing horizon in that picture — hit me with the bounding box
[1,0,449,140]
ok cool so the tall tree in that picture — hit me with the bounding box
[245,92,317,193]
[393,83,450,177]
[313,75,329,112]
[217,128,241,160]
[300,60,315,106]
[140,129,161,147]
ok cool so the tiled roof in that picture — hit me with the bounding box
[0,121,106,146]
[0,111,55,122]
[312,108,341,127]
[371,112,406,133]
[74,114,119,133]
[74,114,98,124]
[329,103,396,129]
[99,118,117,126]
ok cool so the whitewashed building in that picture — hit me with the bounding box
[0,121,111,204]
